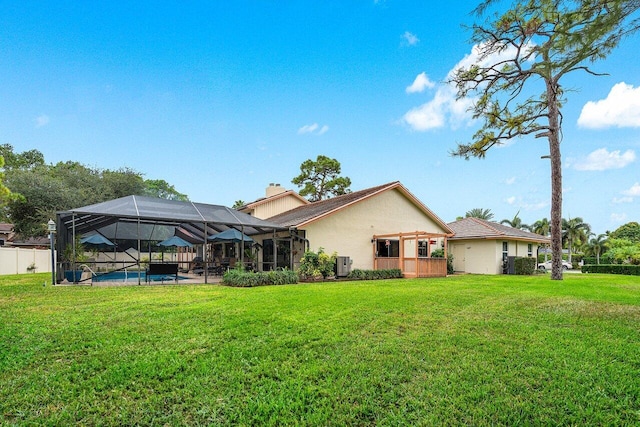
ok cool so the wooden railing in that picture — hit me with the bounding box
[374,257,446,277]
[374,257,399,270]
[401,258,447,277]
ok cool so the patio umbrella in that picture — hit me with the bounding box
[158,235,194,248]
[207,229,254,243]
[80,234,115,247]
[158,235,194,263]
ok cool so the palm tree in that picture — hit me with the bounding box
[232,200,246,209]
[531,217,551,261]
[500,211,530,230]
[465,208,494,221]
[586,234,608,264]
[562,217,591,263]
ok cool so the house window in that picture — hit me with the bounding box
[502,242,508,263]
[377,240,399,257]
[418,240,428,257]
[528,243,533,257]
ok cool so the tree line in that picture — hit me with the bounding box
[0,144,188,238]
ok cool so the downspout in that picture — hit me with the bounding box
[240,225,245,269]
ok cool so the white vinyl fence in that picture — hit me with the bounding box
[0,247,52,275]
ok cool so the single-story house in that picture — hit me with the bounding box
[243,182,454,278]
[447,217,550,274]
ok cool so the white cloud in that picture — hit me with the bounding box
[298,123,329,136]
[505,196,516,205]
[402,89,447,130]
[622,182,640,197]
[447,41,536,81]
[613,196,633,204]
[611,213,628,223]
[574,148,636,171]
[402,42,534,132]
[505,177,516,185]
[406,72,435,94]
[402,85,475,131]
[35,114,50,128]
[402,31,419,46]
[578,82,640,129]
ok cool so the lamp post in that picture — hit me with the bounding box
[47,219,56,286]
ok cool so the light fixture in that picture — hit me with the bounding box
[47,219,56,286]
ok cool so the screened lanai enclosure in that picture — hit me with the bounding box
[55,195,288,284]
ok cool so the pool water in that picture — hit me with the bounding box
[92,271,188,282]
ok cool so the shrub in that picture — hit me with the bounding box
[222,267,298,287]
[298,248,337,280]
[514,257,536,275]
[581,264,640,276]
[347,269,403,280]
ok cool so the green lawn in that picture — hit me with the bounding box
[1,273,639,425]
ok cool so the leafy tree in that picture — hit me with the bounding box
[2,147,186,236]
[465,208,495,220]
[562,217,591,263]
[143,179,188,201]
[606,238,640,265]
[4,166,76,236]
[0,156,15,209]
[103,168,146,199]
[608,221,640,243]
[449,0,640,279]
[232,200,246,209]
[292,155,351,202]
[500,211,530,230]
[0,144,45,170]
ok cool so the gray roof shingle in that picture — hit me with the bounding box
[448,217,550,243]
[267,181,453,234]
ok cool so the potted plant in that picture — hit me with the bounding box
[62,237,89,282]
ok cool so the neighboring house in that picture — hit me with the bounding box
[238,183,309,219]
[447,217,550,275]
[257,181,454,278]
[0,223,14,246]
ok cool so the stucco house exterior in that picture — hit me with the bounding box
[244,182,454,278]
[447,217,550,275]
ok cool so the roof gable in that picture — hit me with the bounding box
[448,217,550,243]
[241,190,309,210]
[267,181,453,233]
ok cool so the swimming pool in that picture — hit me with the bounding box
[92,271,188,283]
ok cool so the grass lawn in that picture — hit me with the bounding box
[1,273,639,425]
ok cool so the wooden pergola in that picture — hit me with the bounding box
[372,231,452,278]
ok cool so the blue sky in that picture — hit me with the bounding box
[1,1,639,235]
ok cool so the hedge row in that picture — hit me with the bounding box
[347,269,403,280]
[222,269,299,287]
[515,257,537,275]
[581,264,640,276]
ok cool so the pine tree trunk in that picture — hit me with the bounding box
[547,80,563,280]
